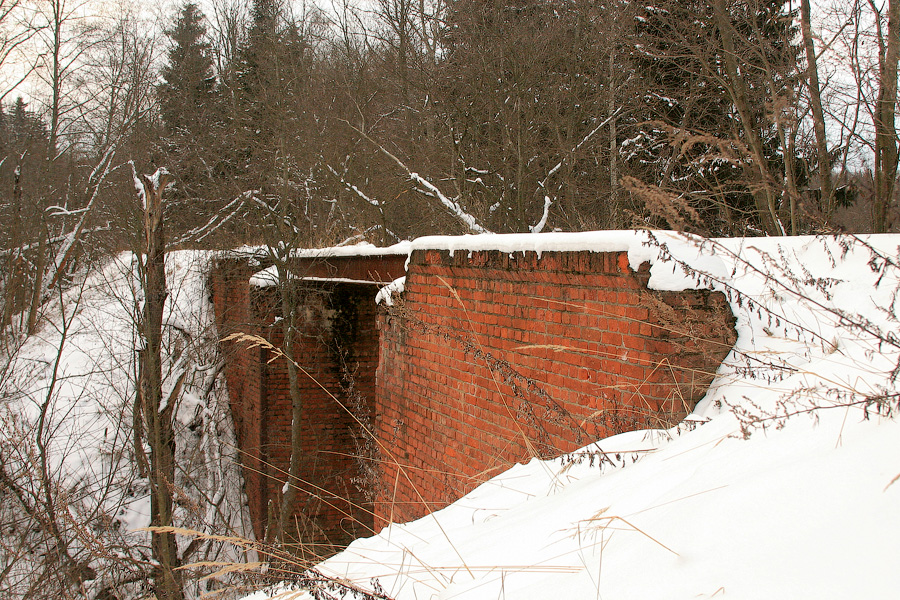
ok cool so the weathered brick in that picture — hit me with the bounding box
[212,247,737,546]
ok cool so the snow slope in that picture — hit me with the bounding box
[245,231,900,600]
[0,251,250,597]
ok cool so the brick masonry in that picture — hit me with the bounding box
[209,253,406,555]
[210,246,736,549]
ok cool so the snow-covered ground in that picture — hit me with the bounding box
[245,231,900,600]
[0,251,249,597]
[5,231,899,599]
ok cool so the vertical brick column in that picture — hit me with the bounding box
[210,255,401,552]
[208,259,267,538]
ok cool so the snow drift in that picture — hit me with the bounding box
[245,231,900,600]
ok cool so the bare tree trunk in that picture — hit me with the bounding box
[260,142,309,549]
[267,264,304,547]
[713,0,783,235]
[135,168,183,600]
[26,232,46,334]
[377,0,413,128]
[48,0,62,158]
[609,50,619,224]
[873,0,900,232]
[801,0,835,223]
[777,120,801,235]
[3,163,25,330]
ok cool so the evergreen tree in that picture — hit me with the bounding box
[159,2,216,136]
[232,0,315,165]
[626,0,800,235]
[7,97,51,155]
[158,2,229,241]
[226,0,326,244]
[0,98,51,235]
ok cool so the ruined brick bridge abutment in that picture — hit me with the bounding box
[208,234,737,554]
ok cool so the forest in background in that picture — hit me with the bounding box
[2,0,898,268]
[2,1,900,598]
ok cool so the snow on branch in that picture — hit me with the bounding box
[408,172,489,234]
[130,160,146,210]
[537,108,623,193]
[45,205,89,217]
[250,194,302,237]
[334,224,400,247]
[343,120,490,234]
[530,196,552,234]
[171,191,258,246]
[0,227,111,259]
[529,109,622,234]
[45,144,121,292]
[325,163,380,207]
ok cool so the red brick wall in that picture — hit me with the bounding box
[288,254,407,283]
[209,255,404,553]
[373,248,735,526]
[258,284,379,555]
[208,259,268,538]
[211,248,735,544]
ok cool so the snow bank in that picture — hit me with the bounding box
[242,231,900,600]
[408,229,646,264]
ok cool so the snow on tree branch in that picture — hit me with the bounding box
[408,171,489,234]
[325,163,381,207]
[529,196,552,234]
[343,120,490,234]
[537,108,622,193]
[171,191,259,247]
[45,144,122,292]
[250,194,302,237]
[130,160,146,210]
[529,109,622,234]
